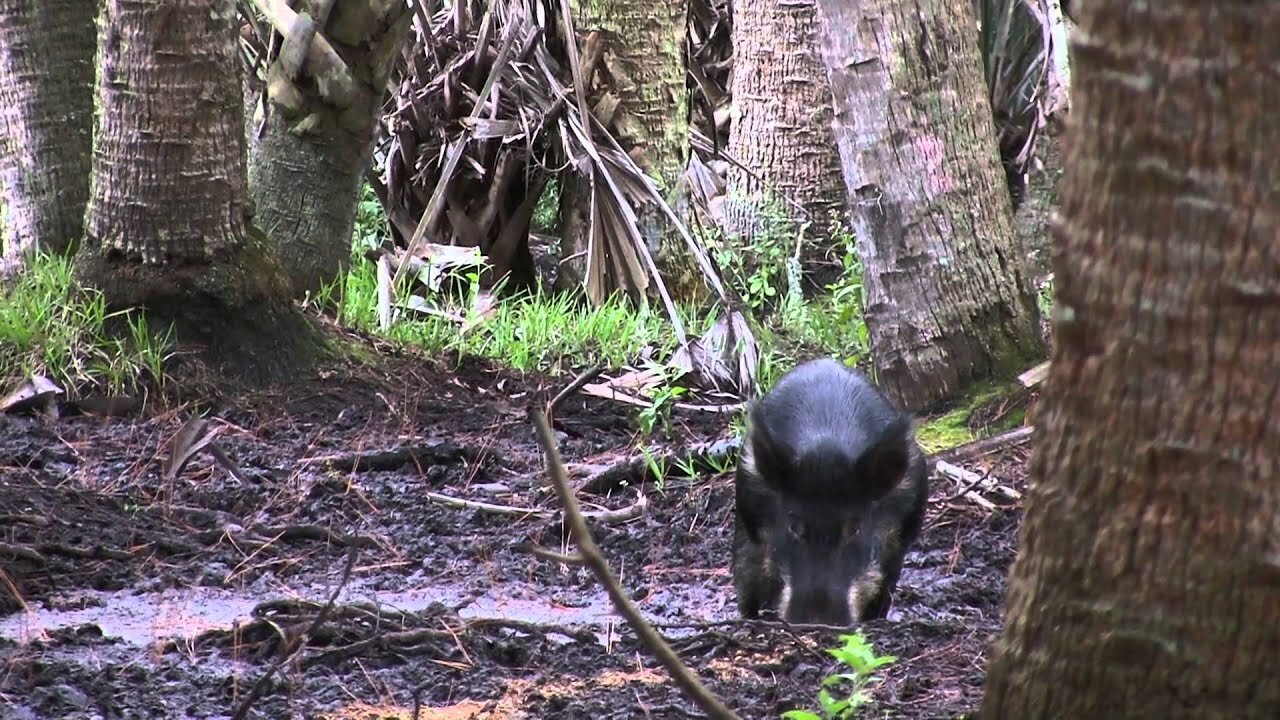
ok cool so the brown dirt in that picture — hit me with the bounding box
[0,348,1028,720]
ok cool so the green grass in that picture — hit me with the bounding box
[325,249,707,374]
[326,183,874,393]
[0,251,174,396]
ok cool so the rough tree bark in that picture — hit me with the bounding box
[0,0,95,275]
[248,0,411,299]
[983,1,1280,718]
[557,0,695,300]
[723,0,846,290]
[79,0,322,383]
[812,0,1044,412]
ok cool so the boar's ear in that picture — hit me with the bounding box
[745,403,790,489]
[855,414,912,500]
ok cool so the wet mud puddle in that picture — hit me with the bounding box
[0,580,727,648]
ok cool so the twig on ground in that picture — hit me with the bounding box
[301,627,451,668]
[464,617,598,644]
[0,513,51,527]
[199,523,382,551]
[928,426,1033,466]
[934,460,1022,505]
[546,366,603,419]
[512,542,586,565]
[208,443,253,484]
[230,547,359,720]
[0,543,47,564]
[581,379,744,414]
[423,492,547,518]
[936,466,996,505]
[38,542,134,561]
[529,406,741,720]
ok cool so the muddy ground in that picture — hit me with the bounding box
[0,348,1028,720]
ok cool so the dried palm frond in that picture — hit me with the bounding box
[980,0,1070,209]
[686,0,733,155]
[376,0,559,295]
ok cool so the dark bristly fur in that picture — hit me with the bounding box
[732,359,929,625]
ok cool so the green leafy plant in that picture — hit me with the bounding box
[771,218,871,368]
[531,176,562,233]
[637,381,687,436]
[1036,274,1055,318]
[672,454,702,483]
[352,182,391,254]
[640,446,668,491]
[783,633,897,720]
[710,192,798,315]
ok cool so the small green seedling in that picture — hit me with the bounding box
[640,446,669,492]
[705,452,731,475]
[674,454,699,479]
[637,382,687,435]
[783,632,897,720]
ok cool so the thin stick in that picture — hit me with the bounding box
[529,407,741,720]
[928,426,1033,466]
[547,366,603,418]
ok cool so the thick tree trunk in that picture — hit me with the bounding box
[982,2,1280,718]
[812,0,1043,412]
[0,0,95,274]
[249,0,410,299]
[80,0,321,384]
[723,0,846,290]
[557,0,694,300]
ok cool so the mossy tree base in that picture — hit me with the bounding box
[77,231,331,390]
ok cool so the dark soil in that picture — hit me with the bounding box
[0,349,1028,720]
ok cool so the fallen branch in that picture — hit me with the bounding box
[199,523,382,550]
[0,513,51,527]
[512,542,586,566]
[423,491,547,518]
[1018,361,1051,387]
[933,460,1022,508]
[529,406,741,720]
[302,627,451,668]
[929,426,1033,466]
[250,524,383,549]
[936,466,997,505]
[581,379,744,414]
[465,617,598,644]
[158,504,243,527]
[38,542,134,561]
[0,542,47,564]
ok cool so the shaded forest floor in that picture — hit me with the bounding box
[0,347,1028,719]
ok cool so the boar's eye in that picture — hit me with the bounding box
[841,519,862,542]
[786,517,807,541]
